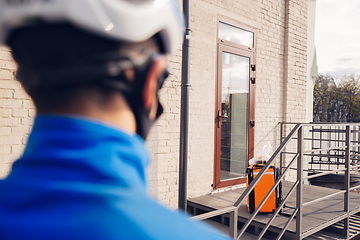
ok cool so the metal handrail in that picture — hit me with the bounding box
[281,123,354,239]
[235,124,301,239]
[191,206,237,221]
[191,122,360,239]
[233,124,301,208]
[301,164,360,179]
[304,168,346,180]
[349,184,360,192]
[237,152,299,238]
[281,151,299,155]
[302,190,346,207]
[303,146,347,153]
[288,122,360,127]
[191,124,301,239]
[276,207,298,240]
[256,180,299,240]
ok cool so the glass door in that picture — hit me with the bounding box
[214,44,255,189]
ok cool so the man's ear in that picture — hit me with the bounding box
[142,56,167,110]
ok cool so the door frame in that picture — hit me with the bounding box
[213,43,255,190]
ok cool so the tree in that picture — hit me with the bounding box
[313,74,336,122]
[313,74,360,122]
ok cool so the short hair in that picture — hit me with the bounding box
[7,23,159,113]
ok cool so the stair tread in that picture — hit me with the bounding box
[304,230,347,240]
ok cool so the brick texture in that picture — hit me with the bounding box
[0,47,34,179]
[0,0,309,209]
[146,0,309,207]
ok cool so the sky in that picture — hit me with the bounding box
[315,0,360,78]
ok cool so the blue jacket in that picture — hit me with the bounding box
[0,116,230,240]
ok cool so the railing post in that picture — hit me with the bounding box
[296,126,304,240]
[344,125,350,238]
[229,209,238,239]
[280,123,284,174]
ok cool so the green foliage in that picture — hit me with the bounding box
[313,74,360,122]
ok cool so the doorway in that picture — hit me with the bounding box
[214,21,255,189]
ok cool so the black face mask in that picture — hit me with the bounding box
[124,58,169,139]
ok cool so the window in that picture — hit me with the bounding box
[219,22,254,48]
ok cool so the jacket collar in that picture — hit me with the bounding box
[17,115,150,189]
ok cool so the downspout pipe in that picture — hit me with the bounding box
[178,0,191,211]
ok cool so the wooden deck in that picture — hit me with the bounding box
[188,181,360,239]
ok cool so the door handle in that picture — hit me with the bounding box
[250,120,255,128]
[217,110,228,128]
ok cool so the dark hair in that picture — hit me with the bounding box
[8,23,122,69]
[8,23,159,113]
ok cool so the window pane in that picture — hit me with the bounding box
[220,51,250,181]
[219,22,254,48]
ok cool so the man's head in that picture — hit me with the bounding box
[0,0,184,139]
[8,23,163,114]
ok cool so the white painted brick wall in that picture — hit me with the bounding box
[0,47,35,179]
[147,0,309,208]
[0,0,309,209]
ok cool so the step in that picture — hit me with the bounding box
[205,219,354,240]
[311,213,360,240]
[188,181,360,239]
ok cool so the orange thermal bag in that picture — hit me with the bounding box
[246,164,282,213]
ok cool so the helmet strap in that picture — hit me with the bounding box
[16,51,168,140]
[120,54,168,139]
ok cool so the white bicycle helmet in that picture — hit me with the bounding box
[0,0,184,54]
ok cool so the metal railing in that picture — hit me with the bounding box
[191,122,360,239]
[280,123,360,172]
[191,124,301,239]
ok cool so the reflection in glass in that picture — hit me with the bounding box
[219,22,254,48]
[220,51,250,181]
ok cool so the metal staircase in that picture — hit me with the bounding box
[189,123,360,240]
